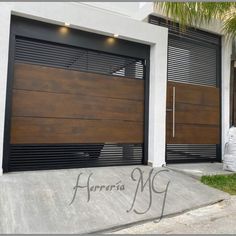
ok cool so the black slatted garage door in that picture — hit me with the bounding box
[3,16,150,172]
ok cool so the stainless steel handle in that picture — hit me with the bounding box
[172,86,176,138]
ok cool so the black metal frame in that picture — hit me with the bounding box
[230,62,236,127]
[148,15,222,164]
[230,41,236,127]
[3,15,150,172]
[217,36,222,163]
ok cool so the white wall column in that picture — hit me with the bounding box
[0,5,11,175]
[149,42,168,167]
[222,36,232,159]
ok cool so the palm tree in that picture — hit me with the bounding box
[155,2,236,38]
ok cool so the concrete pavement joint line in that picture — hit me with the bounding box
[164,166,201,180]
[94,198,228,234]
[165,163,233,180]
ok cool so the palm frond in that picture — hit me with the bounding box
[224,15,236,38]
[155,2,236,37]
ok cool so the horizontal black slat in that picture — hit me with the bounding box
[9,144,144,172]
[149,15,220,88]
[149,15,221,46]
[167,38,217,87]
[9,162,142,172]
[15,37,144,80]
[166,144,218,162]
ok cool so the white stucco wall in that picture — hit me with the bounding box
[222,37,233,158]
[0,2,168,174]
[80,2,153,20]
[80,2,141,18]
[0,4,11,175]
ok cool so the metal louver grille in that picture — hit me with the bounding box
[15,37,145,80]
[167,144,217,162]
[149,15,220,87]
[149,16,221,45]
[9,144,143,172]
[168,38,217,87]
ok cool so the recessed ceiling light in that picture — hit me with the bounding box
[65,22,70,27]
[59,27,69,34]
[113,34,119,38]
[107,37,115,44]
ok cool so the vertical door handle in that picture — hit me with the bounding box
[172,86,176,138]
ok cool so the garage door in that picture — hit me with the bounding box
[3,17,149,172]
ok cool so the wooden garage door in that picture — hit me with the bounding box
[8,36,146,171]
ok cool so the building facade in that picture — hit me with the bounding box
[0,2,232,173]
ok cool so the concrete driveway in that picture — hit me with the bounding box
[0,165,229,234]
[113,196,236,234]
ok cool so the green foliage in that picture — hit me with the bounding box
[156,2,236,37]
[201,174,236,195]
[224,15,236,38]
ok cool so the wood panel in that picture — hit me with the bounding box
[11,63,144,144]
[166,81,220,144]
[11,117,143,144]
[12,90,144,122]
[13,63,144,101]
[167,81,219,106]
[166,124,219,144]
[166,103,219,125]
